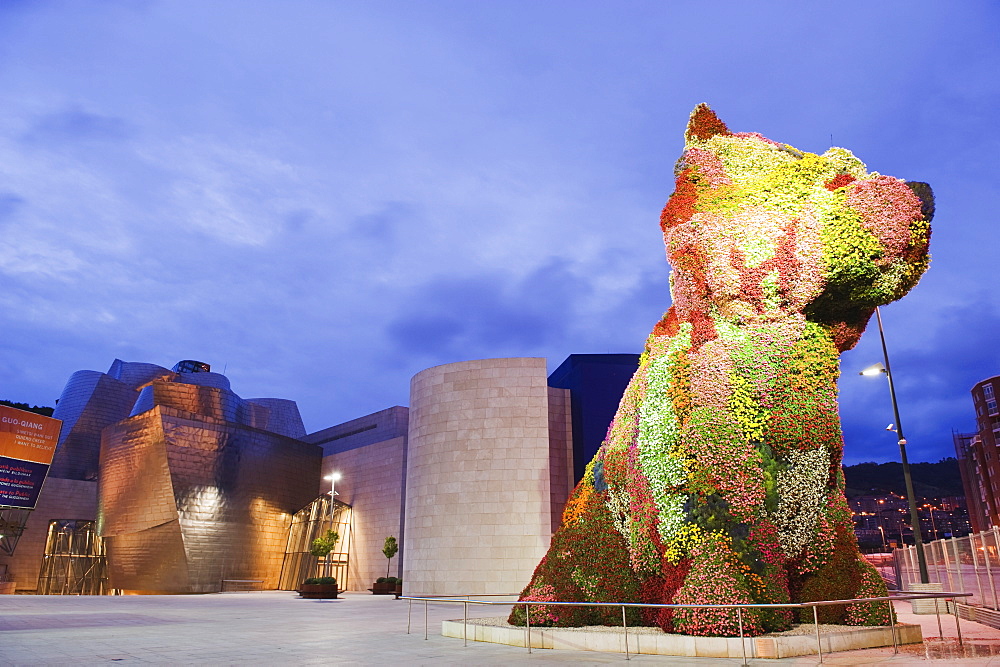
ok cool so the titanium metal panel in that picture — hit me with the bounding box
[99,400,320,593]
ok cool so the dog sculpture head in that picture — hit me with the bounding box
[660,104,932,350]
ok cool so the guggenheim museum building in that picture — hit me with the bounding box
[0,354,636,596]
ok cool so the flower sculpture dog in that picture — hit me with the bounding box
[511,105,933,636]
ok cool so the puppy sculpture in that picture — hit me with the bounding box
[512,105,933,636]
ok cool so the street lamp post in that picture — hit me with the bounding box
[324,472,341,499]
[322,472,341,578]
[859,306,930,584]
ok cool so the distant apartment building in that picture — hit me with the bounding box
[850,492,971,550]
[954,375,1000,532]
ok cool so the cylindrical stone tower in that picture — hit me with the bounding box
[403,358,562,595]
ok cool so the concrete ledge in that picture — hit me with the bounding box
[442,618,922,658]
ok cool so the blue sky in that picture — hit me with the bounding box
[1,1,997,465]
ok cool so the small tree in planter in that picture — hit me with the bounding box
[372,536,400,595]
[310,529,340,579]
[382,536,398,578]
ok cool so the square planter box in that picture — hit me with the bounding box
[372,582,396,595]
[298,584,339,599]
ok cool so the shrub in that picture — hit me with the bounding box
[302,577,337,586]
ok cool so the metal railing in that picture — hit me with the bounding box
[402,591,971,664]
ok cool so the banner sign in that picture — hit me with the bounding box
[0,405,62,509]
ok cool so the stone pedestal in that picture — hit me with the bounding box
[908,582,952,614]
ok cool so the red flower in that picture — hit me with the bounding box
[660,168,698,231]
[824,173,856,191]
[686,104,731,142]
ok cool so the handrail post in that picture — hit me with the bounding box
[424,600,428,641]
[407,598,411,634]
[463,600,468,647]
[737,607,747,666]
[934,593,943,639]
[622,605,630,661]
[525,603,531,653]
[887,597,898,654]
[953,597,963,647]
[813,605,823,664]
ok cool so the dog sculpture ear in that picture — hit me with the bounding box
[905,181,935,223]
[685,103,731,143]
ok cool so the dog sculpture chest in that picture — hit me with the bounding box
[513,105,933,636]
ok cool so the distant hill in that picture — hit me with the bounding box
[843,458,964,499]
[0,399,55,418]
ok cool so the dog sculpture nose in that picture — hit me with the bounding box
[905,182,935,223]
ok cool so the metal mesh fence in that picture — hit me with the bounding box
[896,527,1000,610]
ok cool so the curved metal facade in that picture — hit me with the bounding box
[32,358,320,594]
[98,390,321,593]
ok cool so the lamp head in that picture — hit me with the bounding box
[860,363,887,377]
[324,472,342,482]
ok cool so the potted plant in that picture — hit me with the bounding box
[373,535,399,594]
[372,576,398,595]
[297,529,340,599]
[299,576,338,599]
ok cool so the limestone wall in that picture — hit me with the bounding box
[403,358,558,596]
[321,435,407,591]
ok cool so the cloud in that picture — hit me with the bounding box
[385,257,580,361]
[22,108,132,145]
[0,0,996,452]
[0,192,25,222]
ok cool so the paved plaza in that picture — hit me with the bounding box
[2,591,1000,665]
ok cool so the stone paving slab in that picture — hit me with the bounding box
[1,592,999,664]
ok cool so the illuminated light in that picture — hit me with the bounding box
[860,363,887,377]
[324,472,342,497]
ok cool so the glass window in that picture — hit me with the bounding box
[989,399,998,415]
[986,384,995,399]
